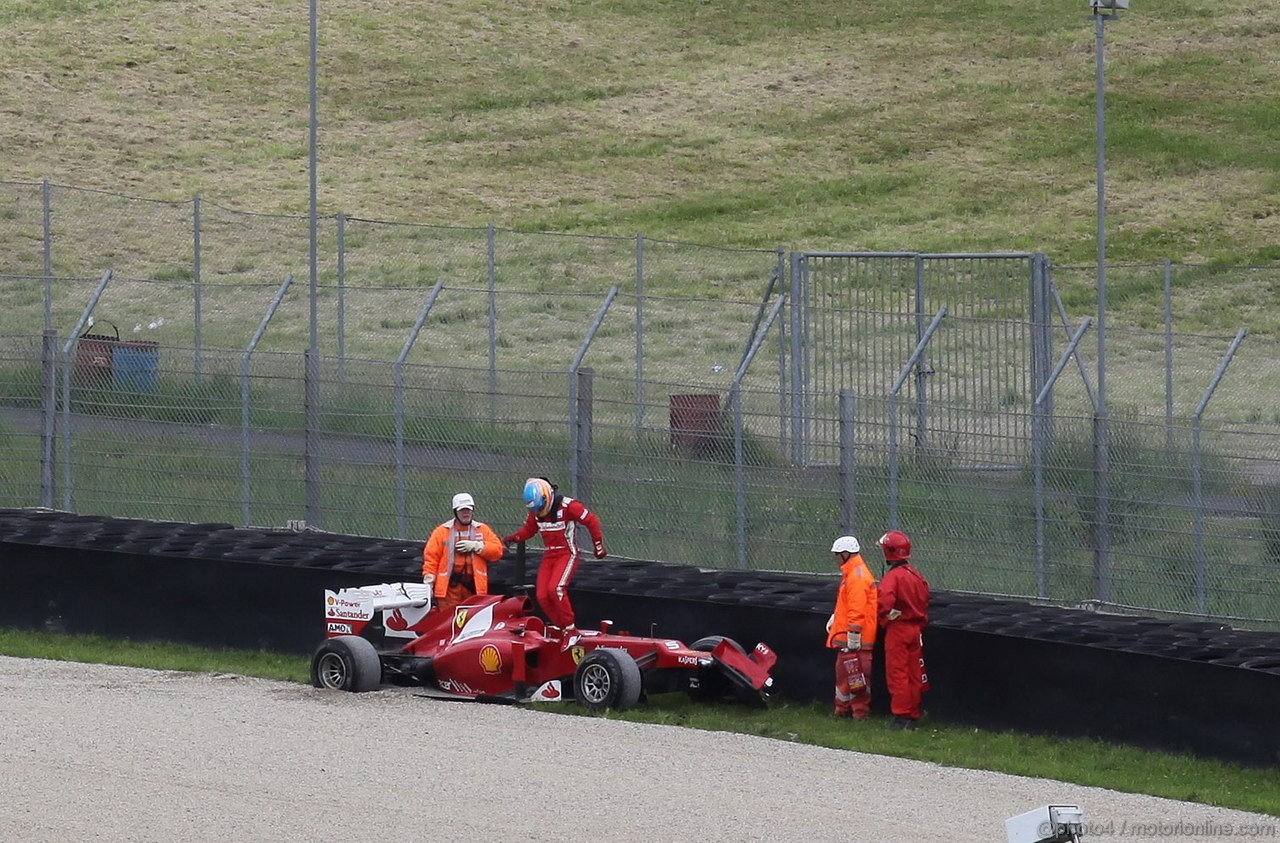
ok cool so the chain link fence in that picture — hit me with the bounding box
[0,181,1278,629]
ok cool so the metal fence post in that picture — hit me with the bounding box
[1191,328,1247,616]
[913,255,928,448]
[788,250,805,466]
[241,275,294,528]
[1093,411,1111,605]
[40,329,57,508]
[1033,317,1093,599]
[42,180,52,332]
[305,347,321,529]
[59,269,114,511]
[775,247,787,452]
[731,385,746,568]
[1164,259,1174,454]
[888,307,947,529]
[337,211,347,382]
[576,368,594,507]
[732,294,787,568]
[487,223,497,421]
[569,287,616,496]
[1030,254,1053,417]
[60,348,71,511]
[394,281,444,538]
[635,233,644,435]
[193,194,203,383]
[838,389,856,536]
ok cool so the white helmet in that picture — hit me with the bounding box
[451,492,475,512]
[830,535,860,554]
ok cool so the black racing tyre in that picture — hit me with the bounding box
[686,636,747,702]
[311,636,382,692]
[690,635,747,655]
[573,648,642,712]
[1240,656,1280,674]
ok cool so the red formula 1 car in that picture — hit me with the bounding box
[311,582,776,711]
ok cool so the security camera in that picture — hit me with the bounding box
[1006,805,1085,843]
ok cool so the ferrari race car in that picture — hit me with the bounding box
[311,582,777,711]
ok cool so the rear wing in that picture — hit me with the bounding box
[323,582,432,638]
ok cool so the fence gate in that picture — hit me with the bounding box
[788,252,1053,467]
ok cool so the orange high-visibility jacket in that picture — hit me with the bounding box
[826,553,878,649]
[422,519,504,599]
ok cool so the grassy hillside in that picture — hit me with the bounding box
[2,0,1277,268]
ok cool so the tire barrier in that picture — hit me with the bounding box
[1,507,1278,767]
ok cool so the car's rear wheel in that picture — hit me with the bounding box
[687,635,746,702]
[311,636,382,692]
[573,648,642,712]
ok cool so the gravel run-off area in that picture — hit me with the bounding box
[0,656,1274,843]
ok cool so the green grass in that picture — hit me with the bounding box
[1,0,1278,280]
[2,627,1277,816]
[0,627,307,682]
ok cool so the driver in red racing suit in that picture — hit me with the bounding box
[502,477,607,630]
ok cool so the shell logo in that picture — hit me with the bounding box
[326,595,335,605]
[455,609,468,629]
[479,644,502,674]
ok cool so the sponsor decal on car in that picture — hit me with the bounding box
[570,646,585,665]
[454,604,497,643]
[438,678,481,695]
[327,622,353,634]
[531,681,562,702]
[383,604,430,638]
[455,608,468,629]
[676,655,704,666]
[324,591,374,621]
[479,644,502,674]
[328,607,372,620]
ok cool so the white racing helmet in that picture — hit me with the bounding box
[451,492,475,512]
[830,535,860,554]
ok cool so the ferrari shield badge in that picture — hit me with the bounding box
[454,608,468,629]
[570,646,585,665]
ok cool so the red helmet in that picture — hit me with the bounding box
[878,530,911,562]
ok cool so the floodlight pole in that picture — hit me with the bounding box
[1094,7,1108,417]
[305,0,322,527]
[309,0,319,357]
[1091,0,1123,604]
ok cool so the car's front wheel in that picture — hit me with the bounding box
[685,635,746,702]
[573,648,642,712]
[311,636,382,692]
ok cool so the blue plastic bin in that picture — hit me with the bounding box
[112,341,160,392]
